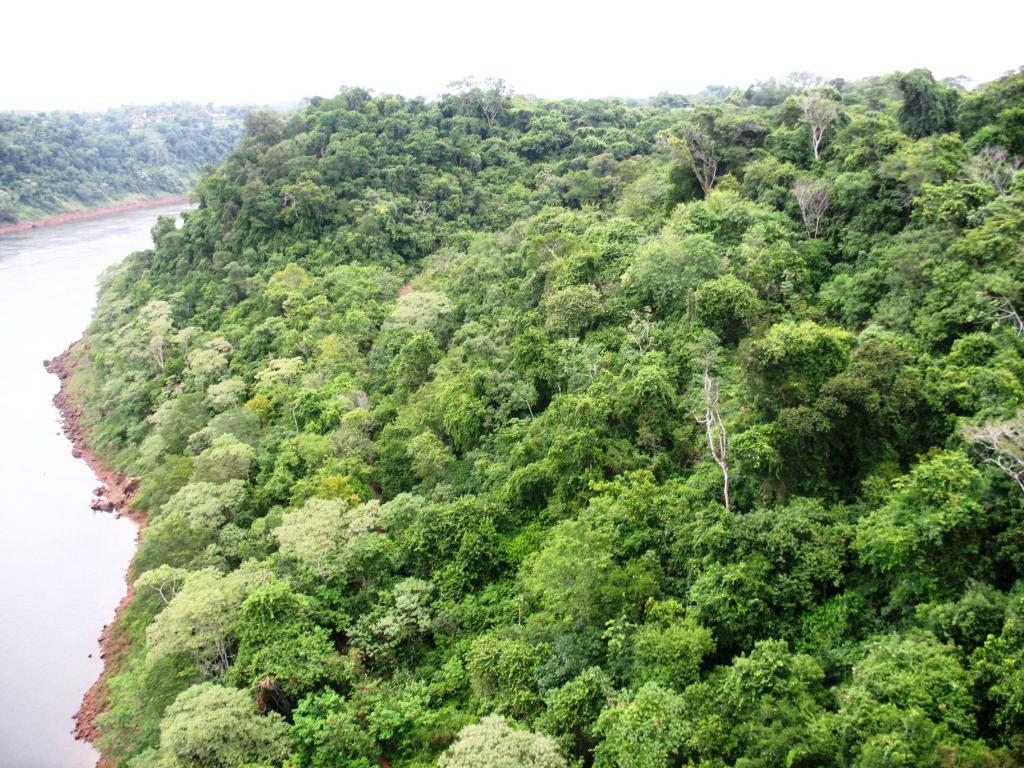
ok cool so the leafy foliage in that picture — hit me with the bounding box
[0,103,245,222]
[71,71,1024,767]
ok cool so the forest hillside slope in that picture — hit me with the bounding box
[69,70,1024,767]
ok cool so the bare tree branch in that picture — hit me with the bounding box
[699,361,731,510]
[964,145,1022,195]
[448,77,511,130]
[982,293,1024,335]
[668,125,719,195]
[800,91,841,161]
[965,414,1024,493]
[793,177,832,238]
[786,71,824,90]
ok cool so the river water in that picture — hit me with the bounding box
[0,203,188,768]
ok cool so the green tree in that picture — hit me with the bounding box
[746,320,854,414]
[693,274,761,343]
[830,632,981,766]
[543,284,602,336]
[593,683,687,768]
[897,69,960,138]
[631,599,715,690]
[146,564,271,676]
[158,682,291,768]
[193,435,255,483]
[856,450,988,601]
[438,716,566,768]
[677,640,827,766]
[230,580,341,699]
[161,479,246,528]
[537,667,613,762]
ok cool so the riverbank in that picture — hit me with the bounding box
[45,344,147,763]
[0,194,189,237]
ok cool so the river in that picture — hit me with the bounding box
[0,202,188,768]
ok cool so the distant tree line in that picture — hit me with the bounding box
[0,103,247,223]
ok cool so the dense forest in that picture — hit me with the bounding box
[65,69,1024,767]
[0,104,246,223]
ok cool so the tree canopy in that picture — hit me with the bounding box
[0,103,245,223]
[69,69,1024,768]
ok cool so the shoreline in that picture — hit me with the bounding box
[0,194,190,237]
[45,343,147,765]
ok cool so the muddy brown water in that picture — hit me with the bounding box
[0,203,188,767]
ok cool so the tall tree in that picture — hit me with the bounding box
[965,413,1024,492]
[800,90,842,160]
[897,68,959,138]
[700,359,731,510]
[668,123,720,196]
[792,176,832,237]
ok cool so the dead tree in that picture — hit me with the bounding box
[800,91,841,161]
[627,308,654,354]
[786,71,824,90]
[137,567,183,606]
[475,78,511,130]
[984,294,1024,335]
[684,125,719,195]
[965,145,1022,195]
[448,77,511,130]
[147,333,168,371]
[965,414,1024,492]
[700,363,731,510]
[793,177,832,238]
[669,124,719,196]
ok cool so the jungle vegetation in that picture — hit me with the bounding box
[66,69,1024,767]
[0,103,246,223]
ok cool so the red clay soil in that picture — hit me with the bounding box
[0,194,189,236]
[45,344,148,764]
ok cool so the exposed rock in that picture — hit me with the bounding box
[46,343,149,763]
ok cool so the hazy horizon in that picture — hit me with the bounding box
[4,0,1022,112]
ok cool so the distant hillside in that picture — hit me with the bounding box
[0,103,247,224]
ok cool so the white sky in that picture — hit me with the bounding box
[3,0,1022,111]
